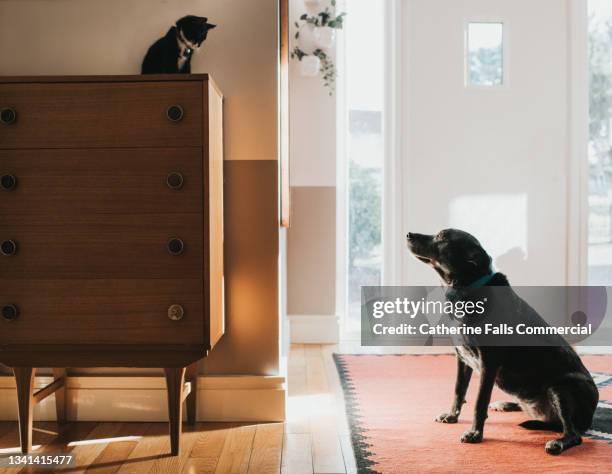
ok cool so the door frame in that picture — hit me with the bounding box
[567,0,589,285]
[336,0,402,340]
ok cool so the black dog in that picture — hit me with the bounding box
[142,15,216,74]
[407,229,598,454]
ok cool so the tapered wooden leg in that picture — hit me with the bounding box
[13,367,35,454]
[164,367,186,456]
[52,368,67,424]
[185,362,198,425]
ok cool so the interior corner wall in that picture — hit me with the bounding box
[287,0,338,331]
[0,0,279,376]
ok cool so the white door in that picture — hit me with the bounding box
[401,0,576,286]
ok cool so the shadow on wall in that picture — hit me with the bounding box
[495,247,528,280]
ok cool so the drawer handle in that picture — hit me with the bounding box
[166,105,184,122]
[0,107,17,125]
[1,174,17,191]
[0,240,17,256]
[166,172,184,190]
[168,304,185,321]
[1,304,19,322]
[167,238,184,256]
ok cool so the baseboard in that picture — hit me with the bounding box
[289,314,339,344]
[0,375,286,422]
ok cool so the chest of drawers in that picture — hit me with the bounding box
[0,75,225,455]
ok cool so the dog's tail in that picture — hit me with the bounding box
[519,420,563,432]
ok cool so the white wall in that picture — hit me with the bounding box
[289,0,337,187]
[401,0,572,286]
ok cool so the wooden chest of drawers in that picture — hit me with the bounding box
[0,75,225,455]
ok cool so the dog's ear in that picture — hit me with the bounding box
[467,250,492,269]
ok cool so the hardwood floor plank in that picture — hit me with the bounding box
[148,423,200,474]
[213,424,256,474]
[86,423,149,474]
[18,422,97,474]
[0,424,23,474]
[310,431,345,474]
[58,422,124,474]
[285,358,309,435]
[289,344,306,369]
[181,422,233,474]
[280,433,312,474]
[247,424,283,474]
[339,435,357,474]
[305,345,346,474]
[115,423,169,474]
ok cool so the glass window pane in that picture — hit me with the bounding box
[588,1,612,284]
[345,0,385,334]
[467,22,504,86]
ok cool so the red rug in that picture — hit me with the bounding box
[334,354,612,474]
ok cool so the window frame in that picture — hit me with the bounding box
[464,19,510,90]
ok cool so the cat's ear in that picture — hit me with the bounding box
[205,23,217,30]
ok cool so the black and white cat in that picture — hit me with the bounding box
[141,16,216,74]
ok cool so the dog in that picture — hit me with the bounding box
[406,229,599,454]
[141,15,216,74]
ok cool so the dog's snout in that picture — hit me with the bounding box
[407,232,415,241]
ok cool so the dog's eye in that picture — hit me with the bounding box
[436,232,446,241]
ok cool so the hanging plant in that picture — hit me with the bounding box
[291,0,346,95]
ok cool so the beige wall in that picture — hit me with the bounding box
[0,0,278,162]
[0,0,280,376]
[287,188,336,315]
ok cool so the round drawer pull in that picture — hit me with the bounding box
[167,238,184,256]
[2,304,19,321]
[166,105,184,122]
[0,240,17,256]
[1,174,17,191]
[166,172,184,190]
[168,304,185,321]
[0,107,17,125]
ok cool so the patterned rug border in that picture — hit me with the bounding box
[333,354,381,474]
[333,353,612,473]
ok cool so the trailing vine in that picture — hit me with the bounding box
[290,0,345,95]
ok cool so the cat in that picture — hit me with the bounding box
[142,15,216,74]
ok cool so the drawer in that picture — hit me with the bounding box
[0,82,202,149]
[0,279,204,345]
[0,213,204,279]
[0,148,203,215]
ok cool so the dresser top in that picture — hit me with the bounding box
[0,74,211,84]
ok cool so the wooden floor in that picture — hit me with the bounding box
[0,345,357,474]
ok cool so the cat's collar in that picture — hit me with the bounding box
[176,28,197,57]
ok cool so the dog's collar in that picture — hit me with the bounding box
[445,269,496,301]
[468,271,496,289]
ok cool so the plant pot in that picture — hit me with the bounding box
[314,26,336,49]
[304,0,322,11]
[297,23,317,51]
[300,55,321,77]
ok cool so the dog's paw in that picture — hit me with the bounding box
[460,430,483,443]
[489,401,521,412]
[435,412,458,424]
[545,440,563,455]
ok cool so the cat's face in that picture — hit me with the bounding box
[176,15,217,48]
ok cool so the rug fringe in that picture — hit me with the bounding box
[333,353,382,474]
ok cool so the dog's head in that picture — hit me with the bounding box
[176,15,217,48]
[407,229,492,287]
